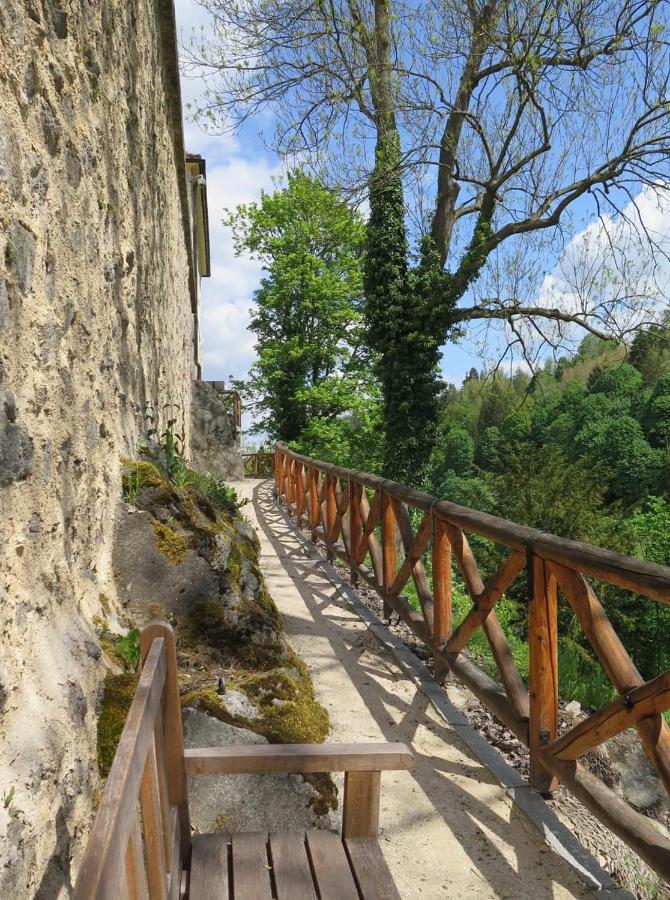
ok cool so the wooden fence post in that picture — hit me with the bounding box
[349,480,362,585]
[295,462,304,526]
[140,623,191,861]
[381,492,396,619]
[309,468,320,541]
[529,551,559,794]
[432,518,452,681]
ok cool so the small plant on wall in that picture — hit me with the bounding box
[144,402,188,484]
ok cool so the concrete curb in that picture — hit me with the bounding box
[266,488,632,899]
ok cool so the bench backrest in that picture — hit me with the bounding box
[73,623,191,900]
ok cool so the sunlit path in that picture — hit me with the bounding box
[233,479,592,900]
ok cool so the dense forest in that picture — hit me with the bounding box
[420,331,670,702]
[231,174,670,709]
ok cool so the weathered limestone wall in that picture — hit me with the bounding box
[0,1,196,895]
[191,380,245,480]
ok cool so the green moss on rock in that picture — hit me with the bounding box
[152,520,192,565]
[188,587,285,669]
[182,654,329,747]
[97,673,138,776]
[181,654,334,813]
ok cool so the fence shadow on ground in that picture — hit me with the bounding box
[250,479,590,900]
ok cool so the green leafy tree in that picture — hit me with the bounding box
[630,321,670,386]
[226,172,378,450]
[642,372,670,449]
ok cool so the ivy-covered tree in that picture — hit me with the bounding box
[226,172,379,460]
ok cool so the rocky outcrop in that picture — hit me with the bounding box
[102,458,335,827]
[0,1,196,894]
[182,710,336,834]
[190,380,244,481]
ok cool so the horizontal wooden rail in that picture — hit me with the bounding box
[274,442,670,880]
[243,451,274,477]
[184,742,414,775]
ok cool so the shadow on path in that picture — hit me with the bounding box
[247,480,589,900]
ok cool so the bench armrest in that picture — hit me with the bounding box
[183,742,414,776]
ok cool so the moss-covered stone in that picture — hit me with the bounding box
[97,673,138,776]
[188,585,285,669]
[181,653,334,813]
[121,459,164,502]
[152,519,192,565]
[182,654,329,747]
[114,450,335,813]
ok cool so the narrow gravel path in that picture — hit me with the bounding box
[234,479,592,900]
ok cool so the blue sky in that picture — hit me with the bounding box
[174,0,670,409]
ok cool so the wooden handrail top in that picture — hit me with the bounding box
[184,742,415,775]
[73,638,167,899]
[276,442,670,602]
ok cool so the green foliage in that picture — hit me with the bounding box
[589,362,642,398]
[226,171,377,456]
[185,469,246,516]
[144,402,188,484]
[364,135,444,482]
[630,321,670,386]
[115,628,140,671]
[558,643,617,710]
[642,373,670,448]
[440,428,475,475]
[424,342,670,689]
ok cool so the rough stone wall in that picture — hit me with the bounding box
[0,1,195,895]
[191,380,245,480]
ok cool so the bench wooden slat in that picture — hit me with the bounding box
[306,831,359,900]
[345,838,401,900]
[184,742,414,775]
[139,741,168,900]
[189,834,230,900]
[231,833,273,900]
[268,832,317,900]
[125,814,149,900]
[167,807,181,900]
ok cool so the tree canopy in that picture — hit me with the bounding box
[227,172,382,470]
[188,0,670,479]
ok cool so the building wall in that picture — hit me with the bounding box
[0,1,196,894]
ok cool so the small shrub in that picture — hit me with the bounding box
[186,469,246,516]
[115,628,140,671]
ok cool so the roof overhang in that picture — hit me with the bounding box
[186,154,212,278]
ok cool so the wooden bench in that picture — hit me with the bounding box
[73,623,414,899]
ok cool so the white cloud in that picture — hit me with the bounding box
[199,156,284,387]
[537,185,670,336]
[174,0,285,401]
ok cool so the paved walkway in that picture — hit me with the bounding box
[234,479,592,899]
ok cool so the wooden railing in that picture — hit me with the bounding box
[275,441,670,878]
[220,389,242,429]
[74,625,190,899]
[243,451,274,477]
